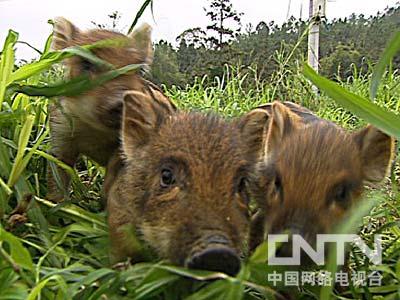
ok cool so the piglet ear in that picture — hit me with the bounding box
[52,17,80,50]
[265,101,302,157]
[352,125,395,183]
[238,108,270,160]
[122,91,174,158]
[129,23,153,66]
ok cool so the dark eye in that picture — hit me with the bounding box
[334,184,349,204]
[160,168,175,188]
[274,175,282,194]
[81,59,96,73]
[238,177,250,205]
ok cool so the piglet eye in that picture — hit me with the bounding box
[274,175,282,194]
[160,168,175,188]
[81,59,96,73]
[238,177,246,191]
[238,177,250,205]
[334,185,349,204]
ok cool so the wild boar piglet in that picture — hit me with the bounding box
[249,101,394,261]
[48,18,174,201]
[106,91,269,276]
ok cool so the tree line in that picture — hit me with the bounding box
[149,1,400,88]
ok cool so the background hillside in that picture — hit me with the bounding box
[149,4,400,88]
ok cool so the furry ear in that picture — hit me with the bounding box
[352,125,395,183]
[52,17,80,50]
[129,23,153,65]
[265,101,302,156]
[238,108,270,160]
[257,101,318,124]
[122,91,174,158]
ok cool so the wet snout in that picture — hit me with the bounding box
[186,234,241,276]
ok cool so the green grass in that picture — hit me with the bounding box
[0,17,399,300]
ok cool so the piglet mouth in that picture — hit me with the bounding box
[185,234,241,277]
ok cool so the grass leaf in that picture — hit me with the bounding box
[7,115,34,187]
[0,225,34,271]
[320,192,384,300]
[27,275,67,300]
[0,30,18,107]
[9,63,143,97]
[127,0,153,34]
[370,31,400,99]
[303,63,400,139]
[249,242,269,264]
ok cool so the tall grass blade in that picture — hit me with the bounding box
[134,274,179,299]
[61,46,115,70]
[8,51,66,84]
[34,197,107,230]
[17,129,49,182]
[7,115,34,187]
[27,275,67,300]
[156,265,229,281]
[0,30,18,107]
[249,242,269,264]
[9,63,143,97]
[222,280,244,300]
[0,225,34,271]
[41,32,53,58]
[319,193,383,300]
[303,63,400,139]
[0,177,12,196]
[128,0,153,34]
[370,31,400,99]
[185,280,227,300]
[9,44,120,84]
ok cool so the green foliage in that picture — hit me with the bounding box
[319,44,363,79]
[12,63,143,97]
[150,41,187,88]
[303,28,400,300]
[304,64,400,139]
[304,29,400,139]
[370,31,400,100]
[151,5,400,87]
[0,30,18,106]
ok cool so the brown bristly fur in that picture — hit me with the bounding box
[106,91,267,267]
[249,101,395,256]
[47,17,175,202]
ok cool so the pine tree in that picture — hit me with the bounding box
[204,0,243,49]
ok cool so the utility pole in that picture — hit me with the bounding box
[307,0,326,73]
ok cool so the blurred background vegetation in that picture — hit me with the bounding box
[146,2,400,88]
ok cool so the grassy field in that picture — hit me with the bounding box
[0,21,400,300]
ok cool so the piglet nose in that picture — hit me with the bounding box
[187,246,240,276]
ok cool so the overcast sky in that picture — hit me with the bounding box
[0,0,398,60]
